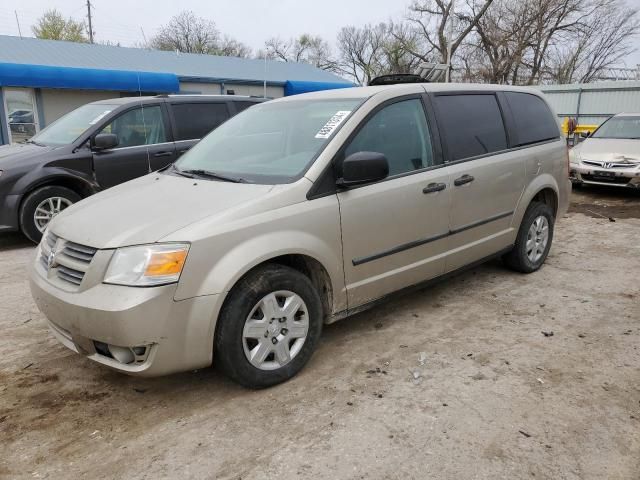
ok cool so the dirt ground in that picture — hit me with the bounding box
[0,185,638,480]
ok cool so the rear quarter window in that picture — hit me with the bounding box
[171,102,230,141]
[505,92,559,146]
[433,94,508,161]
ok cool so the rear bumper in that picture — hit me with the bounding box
[29,255,222,377]
[0,193,20,232]
[570,163,640,188]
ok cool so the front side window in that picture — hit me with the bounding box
[100,105,166,148]
[171,103,230,141]
[343,98,434,177]
[592,116,640,139]
[505,92,559,146]
[434,94,507,161]
[174,98,364,183]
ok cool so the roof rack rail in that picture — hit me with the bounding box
[368,63,449,86]
[368,74,424,86]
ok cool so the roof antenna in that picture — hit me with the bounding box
[14,10,22,38]
[137,72,152,174]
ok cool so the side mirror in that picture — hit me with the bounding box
[93,133,119,150]
[338,151,389,187]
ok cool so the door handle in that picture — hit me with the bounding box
[454,174,475,186]
[178,149,190,154]
[422,182,447,194]
[154,151,174,157]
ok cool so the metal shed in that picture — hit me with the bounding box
[538,81,640,126]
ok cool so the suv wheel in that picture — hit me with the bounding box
[503,202,554,273]
[214,264,323,388]
[20,186,80,243]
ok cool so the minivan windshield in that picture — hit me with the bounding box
[30,103,118,146]
[591,116,640,139]
[174,98,364,183]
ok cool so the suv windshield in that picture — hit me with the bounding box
[174,98,364,184]
[591,116,640,139]
[30,103,118,146]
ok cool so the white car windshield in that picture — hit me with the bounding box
[173,98,364,184]
[592,116,640,139]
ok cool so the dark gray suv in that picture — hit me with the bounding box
[0,95,264,242]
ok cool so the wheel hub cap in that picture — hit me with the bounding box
[525,215,549,263]
[34,197,73,233]
[242,291,309,371]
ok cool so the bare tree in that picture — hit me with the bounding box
[261,34,335,70]
[149,11,250,57]
[217,35,252,58]
[546,0,640,83]
[407,0,494,65]
[150,11,219,54]
[468,0,639,84]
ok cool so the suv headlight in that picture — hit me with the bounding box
[104,243,190,287]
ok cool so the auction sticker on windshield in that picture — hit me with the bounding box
[315,111,352,139]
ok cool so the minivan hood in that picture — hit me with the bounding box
[577,138,640,164]
[51,173,276,249]
[0,143,55,169]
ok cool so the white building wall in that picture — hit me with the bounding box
[179,82,223,94]
[40,89,117,126]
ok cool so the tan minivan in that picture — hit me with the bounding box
[29,83,570,388]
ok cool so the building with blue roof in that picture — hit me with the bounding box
[0,35,352,145]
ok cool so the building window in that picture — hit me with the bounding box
[3,87,39,144]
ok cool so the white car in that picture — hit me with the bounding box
[570,113,640,188]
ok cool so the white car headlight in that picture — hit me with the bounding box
[104,243,190,287]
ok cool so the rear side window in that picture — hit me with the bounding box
[171,103,230,141]
[505,92,559,146]
[434,94,507,161]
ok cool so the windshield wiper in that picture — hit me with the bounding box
[180,169,246,183]
[24,139,46,147]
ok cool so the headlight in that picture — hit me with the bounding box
[104,243,190,287]
[568,148,580,165]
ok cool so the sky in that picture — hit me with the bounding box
[1,0,640,68]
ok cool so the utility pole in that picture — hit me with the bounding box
[445,0,455,83]
[14,10,22,38]
[86,0,94,44]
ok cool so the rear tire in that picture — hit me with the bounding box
[214,264,323,389]
[502,202,554,273]
[19,186,80,243]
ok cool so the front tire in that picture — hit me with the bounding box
[214,264,323,389]
[19,186,80,243]
[503,202,555,273]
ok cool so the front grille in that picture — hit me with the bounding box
[581,174,631,185]
[39,232,98,289]
[583,160,638,169]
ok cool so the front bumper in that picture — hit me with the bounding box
[570,162,640,188]
[29,253,222,377]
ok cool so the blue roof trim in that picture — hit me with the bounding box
[0,62,179,93]
[284,80,354,96]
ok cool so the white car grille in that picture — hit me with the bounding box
[39,232,98,288]
[582,160,638,169]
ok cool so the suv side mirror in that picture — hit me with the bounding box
[338,152,389,187]
[93,133,119,150]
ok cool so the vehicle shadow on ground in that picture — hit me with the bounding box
[0,233,33,251]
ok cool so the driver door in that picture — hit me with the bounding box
[92,104,176,189]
